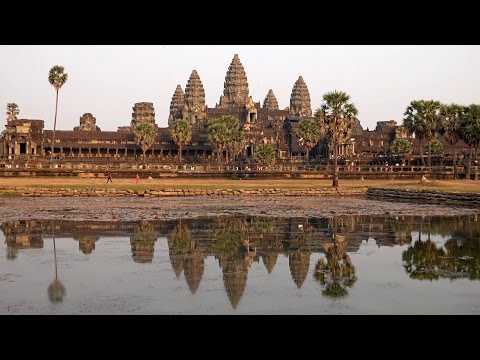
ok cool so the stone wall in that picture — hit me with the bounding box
[5,186,368,197]
[367,187,480,206]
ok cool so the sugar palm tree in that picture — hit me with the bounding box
[403,100,441,168]
[48,65,68,161]
[294,117,321,162]
[133,121,157,164]
[315,90,358,187]
[6,103,19,121]
[460,105,480,179]
[169,118,192,162]
[439,104,464,179]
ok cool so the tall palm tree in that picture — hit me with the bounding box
[315,90,358,187]
[48,65,68,162]
[48,237,66,303]
[403,100,441,168]
[439,103,464,179]
[169,118,192,162]
[6,103,19,121]
[133,121,157,164]
[294,117,321,162]
[460,105,480,179]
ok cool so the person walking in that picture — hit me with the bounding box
[135,173,139,184]
[107,171,113,183]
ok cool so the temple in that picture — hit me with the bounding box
[0,54,472,172]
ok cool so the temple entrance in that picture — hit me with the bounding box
[19,143,27,155]
[246,146,252,157]
[249,112,256,123]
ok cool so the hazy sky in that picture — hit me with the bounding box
[1,45,479,131]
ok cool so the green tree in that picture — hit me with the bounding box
[225,125,245,163]
[294,117,321,162]
[390,138,412,164]
[439,104,464,179]
[315,90,358,187]
[403,100,441,168]
[48,65,68,162]
[429,139,444,156]
[6,103,19,121]
[133,121,157,163]
[461,105,480,179]
[255,143,276,165]
[207,115,243,163]
[169,118,192,162]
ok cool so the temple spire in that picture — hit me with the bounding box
[217,54,250,109]
[289,76,312,117]
[262,89,279,110]
[183,70,206,124]
[168,84,184,126]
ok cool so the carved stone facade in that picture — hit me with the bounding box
[289,76,312,117]
[74,113,101,132]
[263,89,279,110]
[217,54,250,109]
[168,85,185,126]
[183,70,206,125]
[131,102,156,129]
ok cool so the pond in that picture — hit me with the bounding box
[1,215,479,314]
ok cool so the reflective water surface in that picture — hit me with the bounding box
[1,215,480,314]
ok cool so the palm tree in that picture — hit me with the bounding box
[315,90,358,187]
[403,100,441,168]
[169,118,192,162]
[439,104,464,179]
[133,121,157,164]
[48,237,66,303]
[48,65,68,162]
[294,118,321,162]
[207,115,242,163]
[6,103,19,121]
[461,105,480,179]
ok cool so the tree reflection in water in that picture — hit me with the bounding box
[48,237,66,303]
[314,237,357,299]
[402,230,480,280]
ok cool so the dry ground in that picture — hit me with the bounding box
[0,177,479,193]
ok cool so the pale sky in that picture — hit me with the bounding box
[1,45,479,132]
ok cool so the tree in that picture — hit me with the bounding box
[403,100,441,168]
[225,125,245,163]
[6,103,19,121]
[460,105,480,179]
[207,115,243,163]
[48,237,66,303]
[294,117,321,162]
[133,121,157,164]
[255,143,276,165]
[169,118,192,162]
[390,138,412,165]
[315,90,358,187]
[48,65,68,162]
[439,104,464,179]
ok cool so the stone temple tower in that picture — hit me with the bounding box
[183,70,206,124]
[131,102,156,129]
[217,54,250,109]
[289,76,312,117]
[168,84,184,126]
[262,89,279,110]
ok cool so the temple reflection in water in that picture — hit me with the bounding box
[2,214,480,309]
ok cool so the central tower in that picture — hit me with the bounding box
[217,54,250,109]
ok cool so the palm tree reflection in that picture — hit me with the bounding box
[47,237,66,303]
[314,237,357,299]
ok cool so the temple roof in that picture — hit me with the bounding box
[184,70,206,110]
[218,54,249,108]
[263,89,279,110]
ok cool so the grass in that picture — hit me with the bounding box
[0,177,479,193]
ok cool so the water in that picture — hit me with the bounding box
[1,215,479,314]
